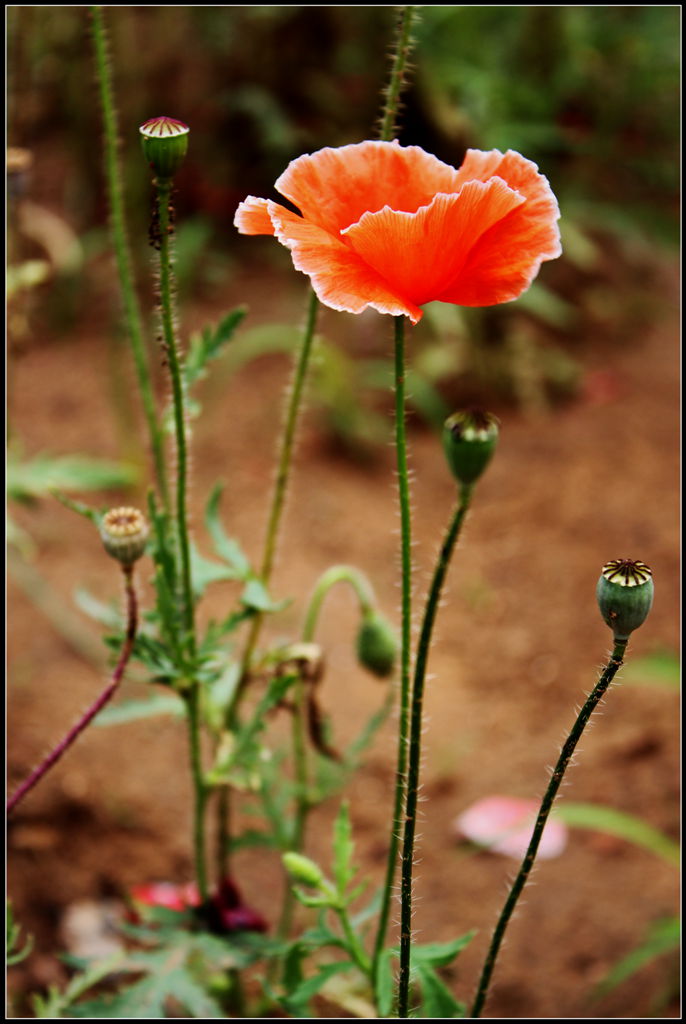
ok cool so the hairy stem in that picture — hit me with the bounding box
[90,6,168,510]
[7,563,138,815]
[470,637,630,1018]
[373,314,412,987]
[237,289,320,688]
[154,177,207,899]
[155,179,194,647]
[397,485,473,1016]
[378,6,420,142]
[302,565,376,643]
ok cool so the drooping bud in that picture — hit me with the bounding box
[357,612,397,678]
[596,559,654,640]
[282,851,326,890]
[139,116,189,180]
[442,409,499,487]
[100,507,149,566]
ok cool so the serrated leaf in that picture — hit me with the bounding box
[94,693,185,726]
[184,307,247,389]
[204,483,251,577]
[415,963,466,1018]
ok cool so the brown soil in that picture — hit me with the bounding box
[7,255,680,1019]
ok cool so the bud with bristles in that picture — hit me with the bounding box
[100,507,149,566]
[357,612,397,678]
[596,559,654,640]
[139,116,189,180]
[442,409,499,487]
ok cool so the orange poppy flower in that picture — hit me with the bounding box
[234,141,561,324]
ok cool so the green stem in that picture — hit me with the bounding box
[338,903,372,978]
[469,637,630,1018]
[372,315,412,987]
[237,288,319,691]
[155,179,194,646]
[90,6,169,511]
[378,6,420,142]
[185,685,209,903]
[154,176,206,898]
[217,289,320,882]
[302,565,376,642]
[397,485,473,1016]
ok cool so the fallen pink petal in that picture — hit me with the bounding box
[454,796,569,860]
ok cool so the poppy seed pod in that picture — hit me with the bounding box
[100,507,149,566]
[357,611,398,678]
[596,559,654,640]
[139,116,189,180]
[442,409,499,486]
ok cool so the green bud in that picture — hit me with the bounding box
[596,559,654,640]
[442,409,499,486]
[282,851,325,889]
[139,116,189,180]
[100,507,149,566]
[357,612,397,678]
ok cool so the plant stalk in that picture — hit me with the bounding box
[372,314,413,987]
[90,6,169,510]
[154,177,207,899]
[7,563,138,815]
[397,485,473,1016]
[469,637,630,1018]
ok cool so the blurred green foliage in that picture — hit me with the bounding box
[8,6,679,247]
[6,6,680,437]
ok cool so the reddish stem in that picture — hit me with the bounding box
[7,564,138,816]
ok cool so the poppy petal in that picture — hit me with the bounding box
[342,178,525,307]
[268,201,423,322]
[275,140,463,237]
[234,196,276,236]
[441,149,561,306]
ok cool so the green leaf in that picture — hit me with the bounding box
[375,947,396,1019]
[184,307,247,389]
[414,963,466,1018]
[6,900,34,966]
[621,649,680,690]
[282,962,353,1016]
[593,916,680,996]
[411,932,476,969]
[93,693,185,726]
[73,588,121,629]
[332,801,356,896]
[190,543,240,598]
[241,577,290,613]
[554,803,679,866]
[7,452,138,502]
[204,483,251,577]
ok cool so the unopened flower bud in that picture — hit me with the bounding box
[100,507,149,566]
[596,559,654,640]
[442,409,499,486]
[139,116,189,180]
[282,851,325,889]
[357,612,397,678]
